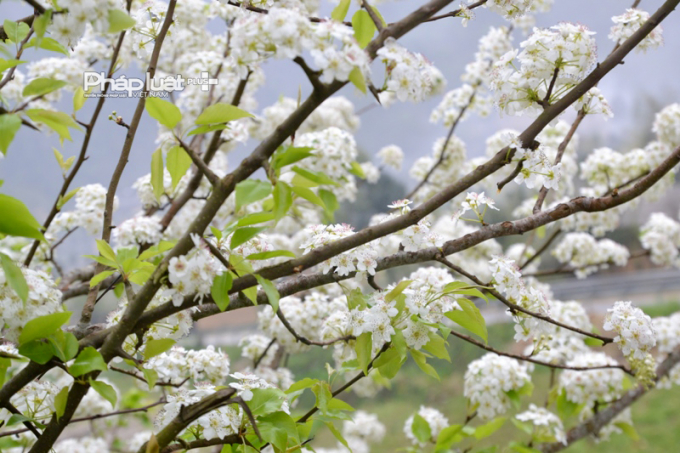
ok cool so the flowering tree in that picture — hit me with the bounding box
[1,0,680,452]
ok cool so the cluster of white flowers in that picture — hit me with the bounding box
[53,436,110,453]
[464,353,532,420]
[529,300,592,364]
[552,232,629,278]
[129,1,178,59]
[654,313,680,388]
[516,404,567,445]
[49,0,120,47]
[603,301,656,361]
[489,255,552,342]
[0,268,63,343]
[154,383,242,438]
[377,38,446,103]
[559,352,624,405]
[491,23,598,116]
[609,9,663,51]
[252,96,359,141]
[229,371,288,406]
[513,146,562,189]
[259,292,331,353]
[51,184,118,236]
[431,26,512,127]
[409,136,468,202]
[299,224,378,276]
[167,235,224,306]
[292,127,364,202]
[239,334,279,368]
[113,216,163,248]
[229,8,368,82]
[377,145,405,171]
[315,410,385,453]
[640,212,680,267]
[580,143,670,196]
[404,406,449,446]
[480,0,534,20]
[653,103,680,149]
[453,192,500,224]
[145,345,230,385]
[107,290,194,356]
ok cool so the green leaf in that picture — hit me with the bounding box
[54,386,69,420]
[436,424,465,450]
[291,185,325,209]
[57,188,79,210]
[355,332,372,375]
[0,358,10,387]
[49,331,79,362]
[73,87,87,112]
[235,179,272,212]
[272,146,314,169]
[108,9,136,33]
[19,312,72,345]
[258,411,299,451]
[25,37,69,55]
[423,332,450,362]
[18,340,55,364]
[0,252,28,303]
[372,347,403,379]
[246,250,295,260]
[145,97,181,130]
[143,339,176,361]
[291,166,339,186]
[186,123,226,136]
[22,78,67,98]
[151,148,164,202]
[445,299,488,343]
[69,347,107,377]
[96,239,118,263]
[584,337,604,347]
[0,114,22,155]
[319,189,339,221]
[386,280,412,302]
[327,421,352,451]
[90,379,117,408]
[410,349,440,380]
[237,211,276,227]
[349,161,366,179]
[166,145,192,191]
[255,274,280,312]
[247,388,286,417]
[614,422,640,441]
[146,433,160,453]
[556,389,581,419]
[0,59,25,74]
[474,417,506,439]
[195,103,253,125]
[412,413,432,443]
[142,368,158,390]
[33,11,51,45]
[0,194,45,241]
[25,109,80,141]
[273,181,293,221]
[3,20,30,43]
[211,272,233,311]
[230,227,267,249]
[348,66,367,94]
[331,0,351,22]
[285,378,318,394]
[352,10,376,48]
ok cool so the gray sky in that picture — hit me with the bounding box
[1,0,679,240]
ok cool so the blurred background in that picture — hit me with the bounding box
[2,0,680,451]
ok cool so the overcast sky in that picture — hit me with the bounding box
[1,0,679,236]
